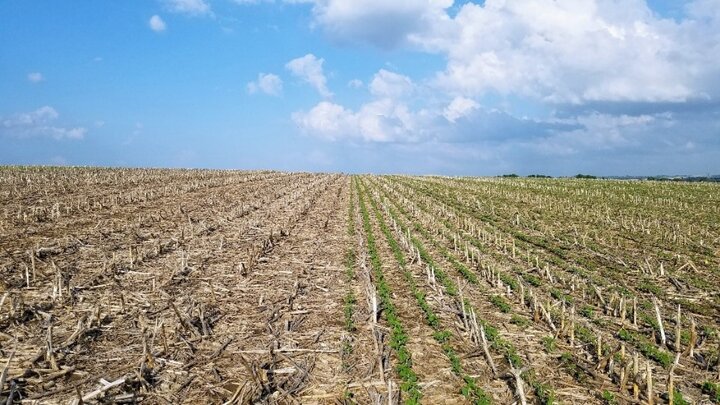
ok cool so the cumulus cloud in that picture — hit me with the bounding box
[293,67,562,144]
[306,0,453,48]
[369,70,414,98]
[27,72,44,83]
[245,0,720,173]
[286,54,332,97]
[292,102,352,140]
[443,96,478,123]
[352,99,424,141]
[247,73,283,96]
[293,97,435,142]
[420,0,720,104]
[533,112,670,155]
[1,106,87,140]
[498,109,720,175]
[163,0,211,16]
[149,15,167,32]
[291,78,710,159]
[292,68,426,141]
[288,0,719,105]
[686,0,720,21]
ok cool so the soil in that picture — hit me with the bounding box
[2,168,719,404]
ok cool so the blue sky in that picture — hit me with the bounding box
[1,0,719,176]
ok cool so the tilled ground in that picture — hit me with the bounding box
[2,168,719,404]
[361,197,463,403]
[0,169,366,404]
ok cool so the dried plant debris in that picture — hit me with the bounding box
[0,168,719,404]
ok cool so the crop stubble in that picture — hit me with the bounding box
[1,168,719,404]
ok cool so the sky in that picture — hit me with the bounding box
[1,0,719,176]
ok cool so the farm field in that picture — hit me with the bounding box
[0,167,719,404]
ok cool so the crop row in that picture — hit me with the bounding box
[374,176,718,403]
[363,177,559,404]
[360,179,492,404]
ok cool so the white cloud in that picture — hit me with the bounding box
[292,102,352,140]
[293,66,439,142]
[247,73,283,96]
[369,69,414,98]
[163,0,211,16]
[287,0,720,104]
[294,68,484,142]
[307,0,453,48]
[1,106,86,140]
[294,96,568,145]
[418,0,720,103]
[686,0,720,21]
[240,0,720,174]
[149,15,167,32]
[529,112,670,156]
[285,54,332,97]
[27,72,44,83]
[443,96,479,123]
[3,106,58,126]
[355,99,424,141]
[293,98,430,142]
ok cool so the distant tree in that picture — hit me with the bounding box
[528,174,552,178]
[501,173,519,178]
[575,174,597,179]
